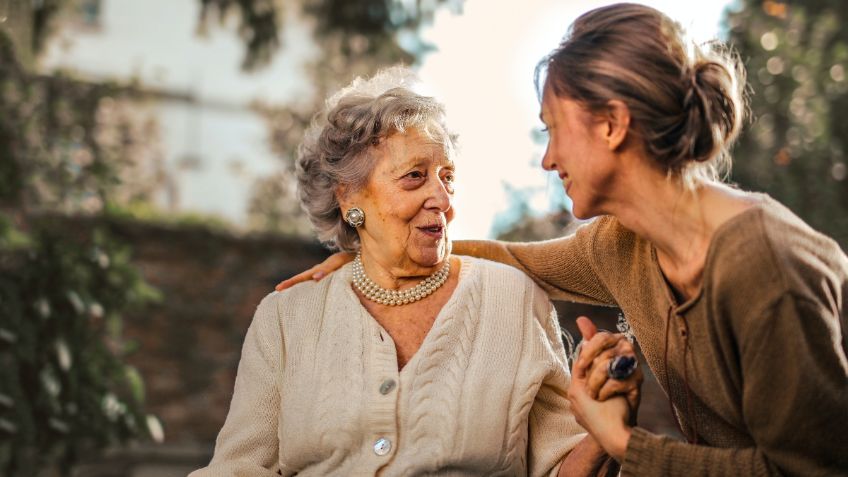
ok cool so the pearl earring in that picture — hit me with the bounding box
[344,207,365,228]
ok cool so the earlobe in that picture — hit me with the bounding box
[335,185,350,209]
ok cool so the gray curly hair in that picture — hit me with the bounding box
[296,66,458,252]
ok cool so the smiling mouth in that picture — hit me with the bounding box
[418,224,445,237]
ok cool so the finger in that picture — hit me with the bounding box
[596,378,632,402]
[605,340,640,379]
[571,357,588,380]
[603,361,643,391]
[274,252,354,290]
[311,253,354,282]
[328,251,355,267]
[566,383,589,417]
[627,384,642,414]
[275,268,317,291]
[583,338,639,395]
[581,332,628,364]
[614,336,638,356]
[316,252,354,278]
[576,316,598,341]
[599,365,643,412]
[575,332,623,372]
[585,348,620,398]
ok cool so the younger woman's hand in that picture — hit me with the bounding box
[567,377,631,461]
[275,252,354,291]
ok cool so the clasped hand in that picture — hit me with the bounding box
[568,316,643,461]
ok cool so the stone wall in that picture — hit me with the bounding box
[111,219,330,445]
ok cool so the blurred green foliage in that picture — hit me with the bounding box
[0,16,162,474]
[0,216,160,475]
[728,0,848,249]
[199,0,462,71]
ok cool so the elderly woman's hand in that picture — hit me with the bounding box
[572,317,642,415]
[567,316,642,461]
[275,252,354,291]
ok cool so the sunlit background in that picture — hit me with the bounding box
[35,0,733,239]
[418,0,734,238]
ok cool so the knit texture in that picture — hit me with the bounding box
[455,194,848,476]
[190,256,586,476]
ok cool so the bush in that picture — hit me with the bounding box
[0,215,161,476]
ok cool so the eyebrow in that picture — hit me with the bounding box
[393,155,455,173]
[396,156,429,170]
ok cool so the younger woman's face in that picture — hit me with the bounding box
[539,85,619,219]
[342,128,455,274]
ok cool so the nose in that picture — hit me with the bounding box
[541,143,556,172]
[424,176,452,213]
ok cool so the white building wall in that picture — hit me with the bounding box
[39,0,317,226]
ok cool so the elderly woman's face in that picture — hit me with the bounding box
[344,128,455,271]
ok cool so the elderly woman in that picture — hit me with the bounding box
[190,68,638,476]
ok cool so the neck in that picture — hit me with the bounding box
[601,163,755,298]
[358,247,446,291]
[611,173,712,268]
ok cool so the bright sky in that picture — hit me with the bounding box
[419,0,734,239]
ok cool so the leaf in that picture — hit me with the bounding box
[124,366,145,404]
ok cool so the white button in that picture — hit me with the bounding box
[373,437,392,456]
[379,379,396,395]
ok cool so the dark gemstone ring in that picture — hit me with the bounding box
[608,355,637,380]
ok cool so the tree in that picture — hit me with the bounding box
[727,0,848,249]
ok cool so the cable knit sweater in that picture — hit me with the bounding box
[190,256,587,476]
[455,195,848,476]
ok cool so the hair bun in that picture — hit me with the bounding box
[676,58,744,167]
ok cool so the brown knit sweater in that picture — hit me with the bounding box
[455,195,848,476]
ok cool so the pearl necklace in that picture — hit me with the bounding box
[352,252,450,306]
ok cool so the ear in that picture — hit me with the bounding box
[335,184,352,211]
[603,100,631,151]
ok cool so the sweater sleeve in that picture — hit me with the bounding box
[189,293,284,477]
[452,219,616,305]
[526,281,589,477]
[621,293,848,476]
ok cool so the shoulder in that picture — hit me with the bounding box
[581,215,652,288]
[273,273,336,306]
[590,215,640,245]
[711,196,846,285]
[755,197,847,268]
[458,255,556,322]
[458,255,543,295]
[708,195,848,314]
[260,266,351,329]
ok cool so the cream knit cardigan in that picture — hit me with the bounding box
[190,256,586,476]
